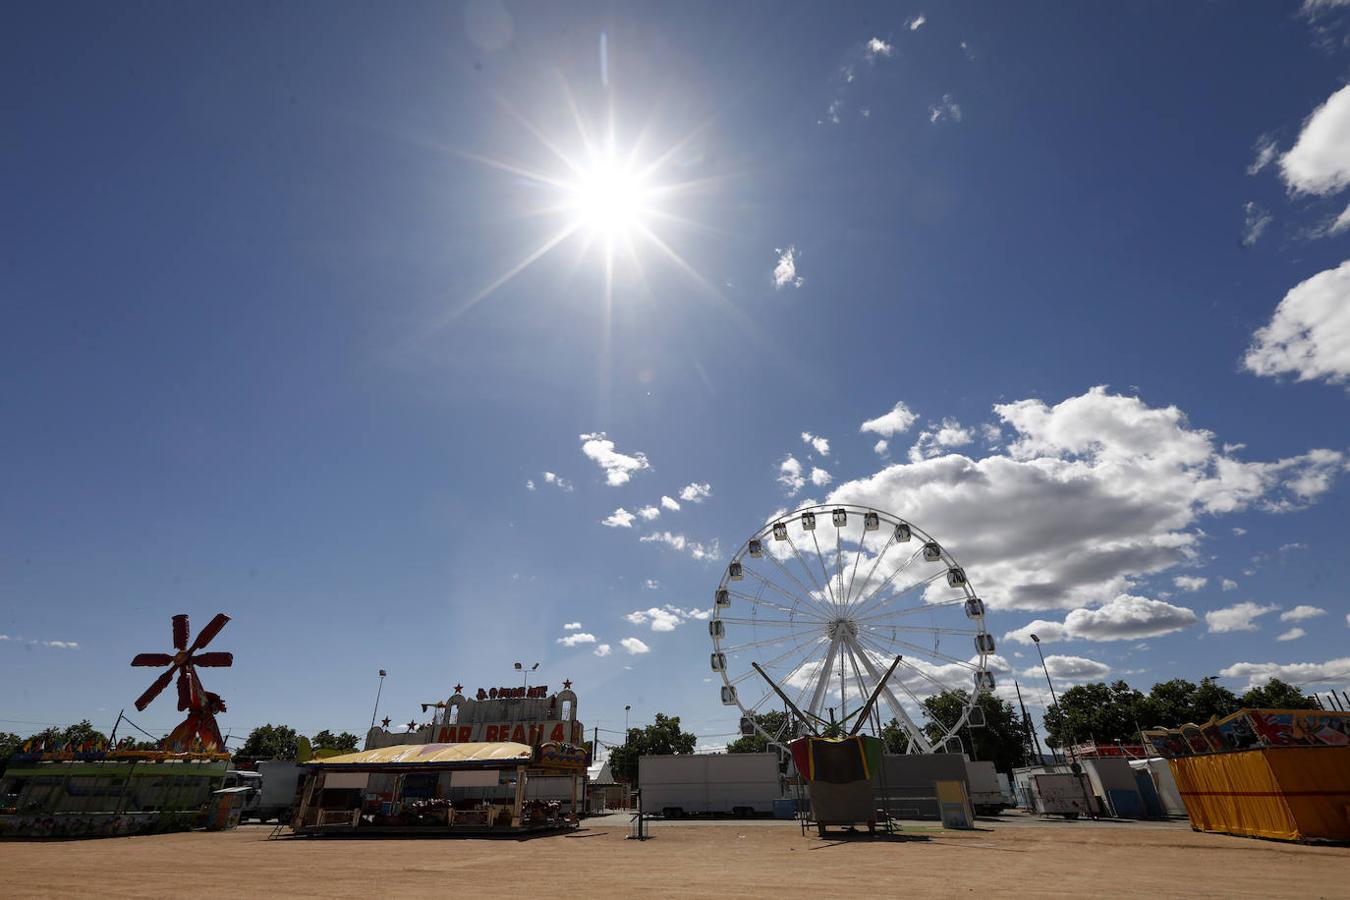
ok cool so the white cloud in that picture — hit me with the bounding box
[624,605,709,632]
[1232,527,1247,536]
[0,635,79,649]
[660,495,681,511]
[525,479,535,491]
[928,94,962,124]
[593,644,612,657]
[602,507,636,528]
[773,246,804,289]
[1219,655,1350,690]
[1242,201,1272,246]
[1324,203,1350,237]
[778,455,806,495]
[679,482,712,503]
[873,439,890,457]
[1028,655,1112,682]
[827,387,1344,611]
[620,637,651,655]
[865,37,895,59]
[810,467,833,487]
[801,432,831,456]
[1244,260,1350,387]
[1206,601,1280,633]
[860,401,918,437]
[643,579,660,590]
[1221,578,1239,591]
[541,471,574,492]
[556,632,597,647]
[579,432,651,486]
[906,15,926,31]
[1280,84,1350,196]
[1173,575,1208,592]
[960,40,975,60]
[908,418,974,461]
[1281,605,1326,622]
[637,505,660,521]
[1277,627,1306,642]
[1004,594,1199,643]
[563,622,583,630]
[640,531,721,561]
[1247,134,1279,176]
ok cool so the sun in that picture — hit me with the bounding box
[567,151,654,240]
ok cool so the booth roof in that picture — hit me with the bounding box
[304,742,533,769]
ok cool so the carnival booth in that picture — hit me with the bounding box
[1144,708,1350,842]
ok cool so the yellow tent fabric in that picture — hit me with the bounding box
[305,742,533,768]
[1169,747,1350,841]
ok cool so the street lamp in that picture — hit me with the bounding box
[624,705,632,740]
[514,661,539,692]
[1030,635,1064,765]
[369,669,387,731]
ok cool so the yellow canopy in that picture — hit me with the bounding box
[305,742,533,768]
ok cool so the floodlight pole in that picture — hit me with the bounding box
[369,669,387,731]
[1031,635,1065,766]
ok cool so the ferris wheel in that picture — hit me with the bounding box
[708,504,995,752]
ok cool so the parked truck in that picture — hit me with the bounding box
[963,759,1009,816]
[639,752,784,817]
[254,759,304,823]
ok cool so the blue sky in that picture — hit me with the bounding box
[4,1,1350,751]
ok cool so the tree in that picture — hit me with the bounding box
[1239,677,1319,710]
[1143,678,1239,728]
[60,720,108,746]
[726,711,788,754]
[1043,681,1150,747]
[238,724,300,760]
[0,732,20,773]
[607,713,697,784]
[924,690,1029,772]
[311,730,359,752]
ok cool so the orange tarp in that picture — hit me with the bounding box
[1169,747,1350,842]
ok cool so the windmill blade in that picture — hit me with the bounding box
[189,613,230,652]
[131,653,174,667]
[177,669,196,711]
[172,614,190,650]
[134,667,177,711]
[192,652,233,667]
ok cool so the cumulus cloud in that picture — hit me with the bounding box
[640,531,721,560]
[1281,605,1326,622]
[563,622,582,630]
[1028,655,1112,682]
[1004,594,1199,643]
[801,432,831,456]
[810,467,833,487]
[773,246,804,289]
[620,637,651,655]
[556,632,597,647]
[541,471,574,492]
[580,433,650,486]
[625,605,709,632]
[1221,579,1239,591]
[1219,655,1350,690]
[1206,601,1280,633]
[525,479,535,490]
[679,482,712,503]
[1277,627,1306,641]
[637,505,660,521]
[906,15,926,30]
[778,455,806,495]
[593,644,612,657]
[661,495,681,511]
[602,508,636,528]
[861,402,918,437]
[827,387,1344,612]
[1173,576,1208,592]
[865,36,896,59]
[1280,84,1350,196]
[643,579,660,590]
[908,418,974,462]
[873,439,890,457]
[928,94,962,124]
[1244,260,1350,387]
[1242,202,1272,246]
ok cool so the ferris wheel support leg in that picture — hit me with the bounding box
[806,637,840,726]
[845,635,933,753]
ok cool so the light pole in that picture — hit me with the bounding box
[369,669,387,731]
[1030,635,1064,765]
[514,661,539,692]
[624,705,632,737]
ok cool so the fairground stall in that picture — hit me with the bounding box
[1144,708,1350,842]
[291,740,587,835]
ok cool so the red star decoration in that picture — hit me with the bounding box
[406,720,417,731]
[381,717,391,729]
[454,683,463,694]
[562,679,572,690]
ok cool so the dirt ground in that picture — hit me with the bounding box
[2,818,1346,898]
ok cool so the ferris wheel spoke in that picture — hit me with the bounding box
[742,562,835,621]
[847,545,927,619]
[806,637,841,722]
[843,530,895,614]
[834,521,846,613]
[728,631,827,685]
[726,586,829,622]
[851,569,954,622]
[762,543,837,620]
[881,636,978,671]
[845,635,931,750]
[716,616,811,628]
[841,524,868,609]
[721,632,822,655]
[852,595,966,626]
[809,529,841,613]
[861,623,981,637]
[856,632,958,697]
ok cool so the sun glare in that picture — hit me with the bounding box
[568,154,653,239]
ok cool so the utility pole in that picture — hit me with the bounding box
[1030,634,1065,766]
[369,669,387,731]
[1014,681,1045,766]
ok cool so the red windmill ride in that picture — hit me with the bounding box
[131,614,233,751]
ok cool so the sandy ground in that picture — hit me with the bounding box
[2,817,1346,898]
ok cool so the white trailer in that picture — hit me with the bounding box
[1031,772,1095,819]
[255,759,304,822]
[639,752,784,817]
[963,760,1008,816]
